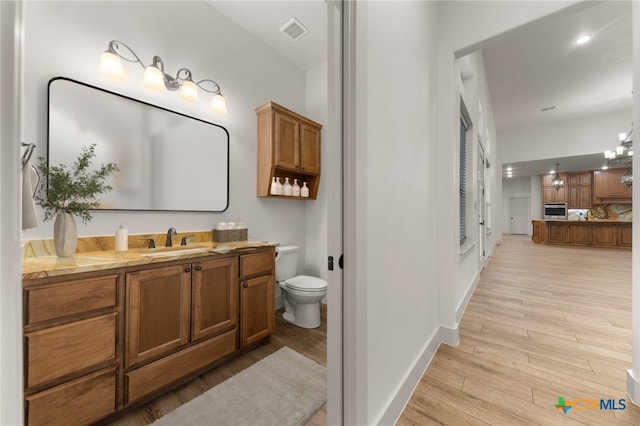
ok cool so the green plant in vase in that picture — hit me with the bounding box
[35,144,118,256]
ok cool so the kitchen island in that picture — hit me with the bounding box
[532,220,631,248]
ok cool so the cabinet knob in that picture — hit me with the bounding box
[195,265,202,271]
[184,267,191,273]
[243,283,248,288]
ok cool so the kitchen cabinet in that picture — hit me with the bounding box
[239,250,275,348]
[23,273,120,426]
[532,220,631,248]
[567,172,592,209]
[593,168,632,203]
[542,173,567,203]
[256,101,322,199]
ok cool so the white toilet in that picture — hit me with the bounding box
[275,245,327,329]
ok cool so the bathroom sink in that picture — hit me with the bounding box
[140,247,210,258]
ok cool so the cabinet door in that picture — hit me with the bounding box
[299,122,321,175]
[568,185,578,208]
[240,274,275,348]
[547,223,569,243]
[542,186,557,203]
[593,225,617,246]
[126,265,191,367]
[274,111,300,171]
[619,225,632,247]
[580,172,592,186]
[593,171,605,198]
[192,257,239,342]
[569,225,590,245]
[604,169,629,197]
[579,185,592,208]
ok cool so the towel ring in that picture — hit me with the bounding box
[21,142,36,169]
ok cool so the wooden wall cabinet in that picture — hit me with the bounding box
[567,172,592,209]
[542,173,568,203]
[23,273,120,426]
[256,101,322,200]
[593,168,632,203]
[239,250,275,348]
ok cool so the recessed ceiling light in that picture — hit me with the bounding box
[574,34,593,45]
[601,165,609,170]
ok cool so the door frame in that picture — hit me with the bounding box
[477,141,486,268]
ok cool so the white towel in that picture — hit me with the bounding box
[22,160,39,230]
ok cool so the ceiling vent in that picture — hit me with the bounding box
[280,17,309,41]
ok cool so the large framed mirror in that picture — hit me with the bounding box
[48,77,229,212]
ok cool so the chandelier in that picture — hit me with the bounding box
[604,125,633,186]
[551,163,564,190]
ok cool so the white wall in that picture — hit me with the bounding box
[20,0,327,273]
[353,1,441,423]
[499,108,632,164]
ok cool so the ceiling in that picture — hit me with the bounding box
[206,1,632,180]
[208,0,327,72]
[482,1,633,179]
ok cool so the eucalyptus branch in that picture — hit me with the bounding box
[35,144,119,224]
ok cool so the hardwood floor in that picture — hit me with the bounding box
[107,305,327,425]
[398,234,640,425]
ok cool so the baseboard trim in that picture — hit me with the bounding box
[440,325,459,346]
[456,271,480,323]
[374,328,442,426]
[627,369,640,406]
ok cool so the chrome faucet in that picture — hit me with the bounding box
[165,227,177,247]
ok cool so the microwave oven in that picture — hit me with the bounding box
[544,202,568,220]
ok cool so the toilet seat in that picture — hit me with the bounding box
[284,275,327,292]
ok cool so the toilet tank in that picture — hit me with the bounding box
[275,245,299,281]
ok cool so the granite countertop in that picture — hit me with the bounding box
[532,219,632,224]
[22,240,276,281]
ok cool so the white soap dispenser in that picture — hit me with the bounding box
[275,177,283,195]
[292,179,301,197]
[301,182,310,198]
[283,177,293,196]
[115,224,128,251]
[270,176,278,195]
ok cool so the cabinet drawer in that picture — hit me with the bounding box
[26,367,116,426]
[26,275,117,325]
[26,313,117,389]
[240,250,274,278]
[126,329,236,404]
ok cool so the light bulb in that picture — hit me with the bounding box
[99,51,127,80]
[143,65,167,91]
[616,146,625,156]
[180,80,199,102]
[574,34,592,45]
[619,132,628,142]
[211,94,227,115]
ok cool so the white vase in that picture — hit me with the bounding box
[53,211,77,257]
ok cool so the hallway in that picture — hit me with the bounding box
[398,235,640,425]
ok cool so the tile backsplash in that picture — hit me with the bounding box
[586,204,632,222]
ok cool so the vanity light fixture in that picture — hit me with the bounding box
[99,40,227,115]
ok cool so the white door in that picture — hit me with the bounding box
[510,197,529,234]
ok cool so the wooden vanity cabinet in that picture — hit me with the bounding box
[256,101,322,199]
[23,273,120,426]
[124,256,239,403]
[24,247,275,423]
[239,249,275,348]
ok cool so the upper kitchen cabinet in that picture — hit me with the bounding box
[593,168,632,203]
[542,173,567,203]
[567,172,592,209]
[256,101,322,199]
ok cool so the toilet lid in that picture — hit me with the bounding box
[284,275,327,291]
